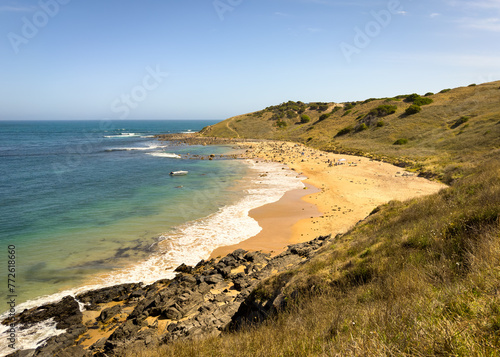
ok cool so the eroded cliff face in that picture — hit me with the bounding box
[4,235,332,357]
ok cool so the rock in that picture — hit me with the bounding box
[13,296,82,330]
[174,263,193,274]
[205,274,223,285]
[76,283,142,305]
[164,307,182,320]
[98,305,122,323]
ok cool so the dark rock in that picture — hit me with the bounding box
[164,307,182,320]
[98,305,122,323]
[174,263,193,274]
[107,320,140,342]
[205,274,223,284]
[13,296,82,330]
[76,283,142,305]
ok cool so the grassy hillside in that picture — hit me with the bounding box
[202,81,500,180]
[134,159,500,356]
[128,82,500,356]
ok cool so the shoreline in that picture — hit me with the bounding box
[210,181,321,259]
[208,140,447,261]
[0,139,448,356]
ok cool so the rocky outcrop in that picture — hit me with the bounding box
[3,235,332,356]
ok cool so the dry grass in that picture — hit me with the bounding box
[119,82,500,356]
[202,80,500,179]
[122,156,500,357]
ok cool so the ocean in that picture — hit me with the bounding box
[0,120,304,330]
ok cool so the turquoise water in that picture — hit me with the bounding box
[0,120,248,306]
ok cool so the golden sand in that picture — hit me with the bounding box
[211,141,446,259]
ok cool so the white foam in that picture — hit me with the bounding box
[146,152,181,158]
[0,160,304,355]
[104,132,141,138]
[106,144,164,152]
[0,318,66,357]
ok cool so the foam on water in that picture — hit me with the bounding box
[0,318,66,357]
[146,152,182,158]
[0,160,304,355]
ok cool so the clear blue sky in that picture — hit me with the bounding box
[1,0,499,120]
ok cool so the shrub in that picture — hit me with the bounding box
[300,115,311,123]
[309,104,318,111]
[344,102,357,110]
[425,92,434,96]
[405,104,422,115]
[393,138,408,145]
[405,93,421,102]
[469,83,477,87]
[336,126,353,137]
[413,97,433,106]
[451,116,470,129]
[406,94,433,106]
[286,111,296,119]
[331,106,341,113]
[440,88,451,93]
[376,121,385,127]
[277,120,287,128]
[356,123,369,132]
[369,105,397,117]
[318,104,329,112]
[342,110,352,117]
[318,113,331,122]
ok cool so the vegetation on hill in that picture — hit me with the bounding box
[201,81,500,180]
[132,82,500,356]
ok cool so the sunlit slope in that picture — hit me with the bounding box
[202,81,500,176]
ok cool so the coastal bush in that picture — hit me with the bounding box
[405,104,422,115]
[469,83,477,87]
[376,121,385,127]
[318,113,330,122]
[393,138,408,145]
[300,115,311,123]
[344,102,357,110]
[342,110,352,117]
[277,120,287,128]
[405,93,433,106]
[368,105,397,117]
[318,104,329,112]
[331,106,341,114]
[425,92,434,96]
[356,123,368,132]
[451,116,470,129]
[440,88,451,93]
[287,111,296,119]
[336,126,353,137]
[413,96,433,106]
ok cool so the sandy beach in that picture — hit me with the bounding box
[211,141,447,259]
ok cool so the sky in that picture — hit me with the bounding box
[0,0,499,120]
